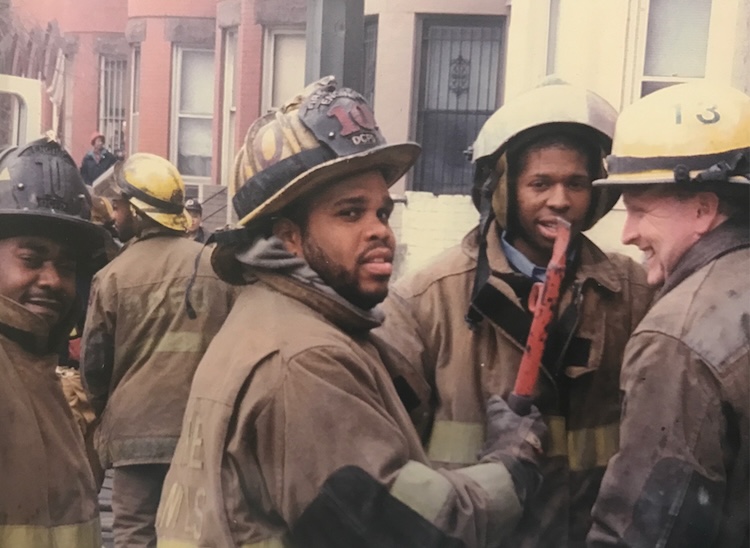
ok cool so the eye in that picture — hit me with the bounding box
[338,208,364,221]
[567,179,591,191]
[377,208,392,223]
[530,179,549,190]
[57,260,77,277]
[19,252,43,269]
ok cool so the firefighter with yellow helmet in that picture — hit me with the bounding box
[0,136,104,547]
[587,82,749,547]
[80,152,236,547]
[379,80,655,547]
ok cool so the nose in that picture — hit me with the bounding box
[547,183,571,211]
[621,211,638,246]
[38,262,65,290]
[365,213,395,245]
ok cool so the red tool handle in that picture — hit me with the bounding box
[510,218,571,414]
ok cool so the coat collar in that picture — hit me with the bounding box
[253,270,383,334]
[0,295,50,354]
[657,220,750,301]
[463,220,623,293]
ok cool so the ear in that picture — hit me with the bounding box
[272,218,303,256]
[694,192,723,235]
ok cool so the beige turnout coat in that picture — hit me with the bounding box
[82,232,236,467]
[156,271,527,547]
[0,296,100,547]
[380,223,654,547]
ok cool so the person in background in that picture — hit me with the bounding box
[379,81,654,548]
[0,135,105,547]
[587,82,749,548]
[81,153,236,548]
[81,131,117,185]
[185,198,210,243]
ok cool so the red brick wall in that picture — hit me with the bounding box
[133,18,173,157]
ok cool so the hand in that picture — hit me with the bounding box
[478,395,547,467]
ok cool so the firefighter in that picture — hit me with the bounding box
[0,136,104,547]
[80,153,236,548]
[587,82,749,547]
[155,77,547,548]
[379,81,655,547]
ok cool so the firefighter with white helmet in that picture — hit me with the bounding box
[587,82,749,547]
[0,136,104,547]
[80,152,236,547]
[379,80,655,547]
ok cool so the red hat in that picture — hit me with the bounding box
[90,131,105,145]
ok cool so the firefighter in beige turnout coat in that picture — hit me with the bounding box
[379,82,654,548]
[81,153,236,548]
[0,137,105,547]
[587,82,749,547]
[156,77,548,548]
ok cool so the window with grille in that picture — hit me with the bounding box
[412,16,505,195]
[171,46,215,179]
[99,55,127,152]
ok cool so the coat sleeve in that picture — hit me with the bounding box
[238,345,524,548]
[80,272,117,416]
[587,331,728,548]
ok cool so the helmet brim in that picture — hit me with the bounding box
[594,170,750,187]
[0,210,106,258]
[236,142,421,228]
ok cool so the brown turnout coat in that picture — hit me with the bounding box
[156,271,527,547]
[380,222,654,547]
[0,296,101,547]
[588,222,750,547]
[82,232,236,467]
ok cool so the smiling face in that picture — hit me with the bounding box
[0,235,77,328]
[510,145,593,266]
[276,170,396,310]
[621,187,719,286]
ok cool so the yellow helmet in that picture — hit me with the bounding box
[116,153,191,231]
[596,82,750,187]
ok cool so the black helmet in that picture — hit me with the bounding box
[0,136,104,256]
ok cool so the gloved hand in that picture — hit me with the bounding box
[479,395,547,466]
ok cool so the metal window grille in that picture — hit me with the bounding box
[98,55,127,152]
[363,16,378,105]
[412,17,505,195]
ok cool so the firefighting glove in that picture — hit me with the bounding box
[478,395,548,505]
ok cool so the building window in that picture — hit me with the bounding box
[0,92,21,149]
[363,16,378,105]
[171,46,215,179]
[413,16,505,195]
[129,47,140,154]
[221,28,238,187]
[639,0,712,96]
[99,55,127,152]
[262,28,306,112]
